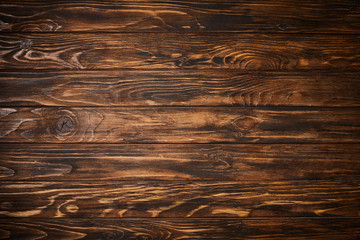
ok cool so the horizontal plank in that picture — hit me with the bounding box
[1,34,359,70]
[0,218,359,240]
[1,144,359,181]
[0,107,359,143]
[1,71,359,107]
[0,181,359,218]
[0,0,359,33]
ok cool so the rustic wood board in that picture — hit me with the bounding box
[1,71,359,107]
[0,181,359,218]
[1,33,359,70]
[1,0,359,238]
[1,144,359,181]
[0,218,359,240]
[0,0,359,33]
[0,107,359,143]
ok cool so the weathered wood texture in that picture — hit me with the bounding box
[1,1,360,239]
[1,71,359,107]
[0,107,359,143]
[0,0,359,33]
[0,218,359,240]
[0,181,359,218]
[1,34,360,70]
[1,144,359,181]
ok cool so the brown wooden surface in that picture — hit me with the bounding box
[1,33,359,70]
[1,0,360,239]
[0,0,359,33]
[1,71,359,107]
[0,181,359,218]
[1,218,359,240]
[0,107,359,143]
[0,144,359,181]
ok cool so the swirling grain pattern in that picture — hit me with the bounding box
[1,34,359,70]
[1,143,359,181]
[0,218,359,240]
[0,181,359,218]
[0,107,359,143]
[1,71,359,107]
[1,1,360,238]
[0,0,359,33]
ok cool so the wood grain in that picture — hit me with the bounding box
[1,71,359,107]
[0,107,359,143]
[1,33,359,70]
[0,181,359,218]
[1,143,359,181]
[1,1,359,239]
[0,218,359,240]
[0,0,359,33]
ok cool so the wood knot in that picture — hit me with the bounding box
[65,204,79,213]
[19,39,33,50]
[208,153,232,169]
[277,24,287,30]
[56,116,74,136]
[0,202,13,210]
[51,109,78,139]
[174,57,189,67]
[231,116,260,137]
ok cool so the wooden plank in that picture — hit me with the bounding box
[0,0,359,33]
[1,143,359,181]
[0,181,359,218]
[0,218,359,240]
[1,71,359,107]
[0,107,359,143]
[1,33,359,70]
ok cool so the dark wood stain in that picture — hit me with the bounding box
[1,218,359,240]
[0,1,359,239]
[0,181,359,218]
[0,0,359,33]
[0,33,359,70]
[0,107,359,143]
[1,71,359,107]
[1,144,359,181]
